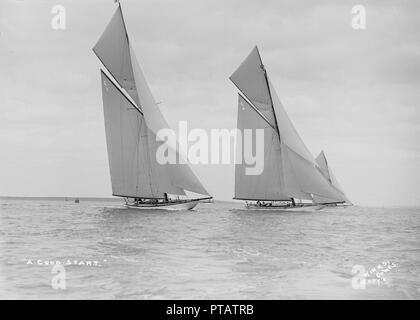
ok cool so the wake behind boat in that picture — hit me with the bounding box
[94,4,212,210]
[230,46,351,211]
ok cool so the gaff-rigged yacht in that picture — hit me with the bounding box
[315,150,352,207]
[230,46,351,211]
[93,4,212,210]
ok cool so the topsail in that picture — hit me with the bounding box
[93,6,139,106]
[94,5,210,200]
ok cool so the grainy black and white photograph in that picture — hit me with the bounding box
[1,0,419,306]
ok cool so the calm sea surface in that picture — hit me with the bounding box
[0,199,419,299]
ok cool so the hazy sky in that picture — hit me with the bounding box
[1,0,419,206]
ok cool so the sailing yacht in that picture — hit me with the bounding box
[93,4,212,210]
[230,46,349,211]
[315,151,352,207]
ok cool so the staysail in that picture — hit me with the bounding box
[231,46,344,203]
[128,42,210,196]
[95,5,210,199]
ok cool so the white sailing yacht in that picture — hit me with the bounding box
[94,4,212,210]
[230,46,349,211]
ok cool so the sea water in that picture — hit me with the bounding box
[0,199,419,299]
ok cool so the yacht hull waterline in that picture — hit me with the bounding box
[125,199,199,210]
[245,203,325,212]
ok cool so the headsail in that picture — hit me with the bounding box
[231,46,345,203]
[268,78,342,201]
[315,151,351,204]
[315,151,330,182]
[127,30,210,197]
[96,6,210,199]
[268,78,315,162]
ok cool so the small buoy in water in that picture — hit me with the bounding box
[75,198,80,203]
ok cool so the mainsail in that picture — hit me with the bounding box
[235,94,288,201]
[95,5,210,199]
[231,46,344,203]
[235,94,310,200]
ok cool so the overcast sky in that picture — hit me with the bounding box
[0,0,419,206]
